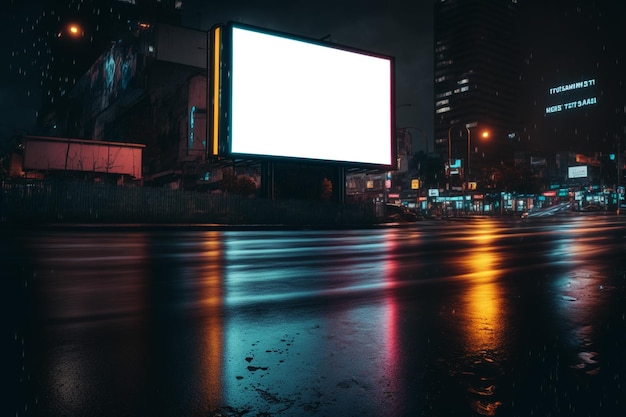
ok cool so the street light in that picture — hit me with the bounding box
[396,104,430,153]
[618,138,622,215]
[447,124,490,214]
[447,124,470,176]
[399,126,429,214]
[57,23,84,39]
[448,124,490,179]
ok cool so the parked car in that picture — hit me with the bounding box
[581,204,604,212]
[385,204,420,222]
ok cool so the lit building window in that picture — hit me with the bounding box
[436,106,451,114]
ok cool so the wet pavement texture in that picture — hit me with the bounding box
[5,215,626,416]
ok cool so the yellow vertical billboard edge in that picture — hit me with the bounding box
[211,26,221,157]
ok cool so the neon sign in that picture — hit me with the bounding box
[549,78,595,95]
[546,97,597,114]
[545,78,597,115]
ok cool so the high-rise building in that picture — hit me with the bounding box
[433,0,520,181]
[435,1,626,157]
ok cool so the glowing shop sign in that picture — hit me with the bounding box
[568,165,588,179]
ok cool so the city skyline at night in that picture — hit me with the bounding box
[2,1,626,168]
[434,0,626,168]
[1,0,433,152]
[433,0,519,170]
[518,1,626,155]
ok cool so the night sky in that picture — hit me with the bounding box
[1,0,44,144]
[0,0,433,150]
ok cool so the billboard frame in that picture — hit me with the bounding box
[209,21,396,170]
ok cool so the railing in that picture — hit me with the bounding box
[0,179,378,226]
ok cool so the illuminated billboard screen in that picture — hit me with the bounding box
[568,165,588,179]
[223,23,394,167]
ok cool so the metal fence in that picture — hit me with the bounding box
[0,179,379,226]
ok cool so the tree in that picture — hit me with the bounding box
[409,151,444,188]
[235,175,257,197]
[320,177,333,201]
[222,168,257,196]
[489,161,541,194]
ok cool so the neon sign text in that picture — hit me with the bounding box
[545,97,597,114]
[549,78,595,95]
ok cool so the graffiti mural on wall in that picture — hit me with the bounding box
[73,42,140,118]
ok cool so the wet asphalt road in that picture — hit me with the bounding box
[5,215,626,416]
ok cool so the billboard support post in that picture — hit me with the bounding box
[260,161,275,200]
[618,139,621,215]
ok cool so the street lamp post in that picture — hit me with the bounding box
[447,125,470,171]
[618,139,621,215]
[447,124,470,214]
[448,125,491,180]
[447,125,490,214]
[400,127,429,214]
[401,126,429,154]
[447,124,473,179]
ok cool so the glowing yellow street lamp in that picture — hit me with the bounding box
[57,23,84,39]
[68,23,83,37]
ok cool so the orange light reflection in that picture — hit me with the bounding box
[456,222,506,416]
[199,231,224,410]
[458,222,505,353]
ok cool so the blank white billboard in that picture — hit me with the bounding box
[228,24,394,166]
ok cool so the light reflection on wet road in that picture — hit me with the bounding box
[5,215,626,416]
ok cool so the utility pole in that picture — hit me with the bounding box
[618,139,621,215]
